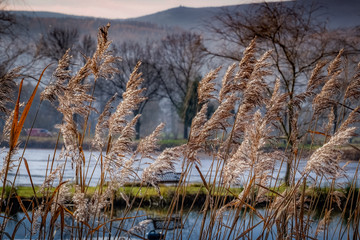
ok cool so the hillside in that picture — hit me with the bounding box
[131,1,360,30]
[11,12,179,44]
[129,5,243,30]
[9,0,360,44]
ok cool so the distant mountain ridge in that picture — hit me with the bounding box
[10,11,84,19]
[9,11,177,44]
[10,1,360,32]
[8,0,360,43]
[129,5,236,29]
[130,1,360,30]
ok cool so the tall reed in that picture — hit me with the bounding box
[0,25,359,240]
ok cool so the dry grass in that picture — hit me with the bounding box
[0,25,359,239]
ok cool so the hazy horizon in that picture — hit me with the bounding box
[6,0,289,19]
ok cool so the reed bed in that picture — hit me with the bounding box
[0,25,359,239]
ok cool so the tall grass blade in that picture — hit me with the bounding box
[15,196,31,222]
[22,158,38,201]
[15,66,50,143]
[10,65,50,150]
[10,217,26,240]
[9,78,22,150]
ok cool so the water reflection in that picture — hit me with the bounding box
[3,208,356,239]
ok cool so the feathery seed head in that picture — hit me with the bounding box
[73,190,89,222]
[137,122,165,159]
[109,62,146,135]
[142,145,185,188]
[198,66,221,104]
[305,126,356,179]
[327,49,343,76]
[186,104,208,160]
[344,62,360,101]
[90,23,119,80]
[200,94,236,140]
[0,67,21,114]
[238,38,257,81]
[92,94,117,150]
[219,63,237,102]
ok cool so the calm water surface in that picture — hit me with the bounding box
[1,149,358,239]
[3,208,357,239]
[0,148,359,186]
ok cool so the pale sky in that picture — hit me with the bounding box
[7,0,282,19]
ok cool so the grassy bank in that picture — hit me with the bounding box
[2,184,358,212]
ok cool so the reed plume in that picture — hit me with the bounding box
[137,122,165,159]
[344,62,360,101]
[338,106,360,132]
[315,208,333,236]
[105,115,140,187]
[72,189,89,222]
[200,94,236,141]
[306,100,359,179]
[263,78,288,125]
[232,50,272,141]
[0,67,20,114]
[292,60,328,110]
[142,145,185,190]
[198,66,221,104]
[42,50,94,162]
[89,23,119,80]
[313,50,343,115]
[219,63,237,102]
[92,93,117,150]
[237,38,257,85]
[40,49,71,102]
[304,126,356,179]
[111,114,140,156]
[105,62,146,184]
[222,110,274,185]
[40,164,64,192]
[306,60,328,94]
[1,103,24,143]
[109,61,146,135]
[186,104,208,163]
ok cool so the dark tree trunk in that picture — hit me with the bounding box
[135,118,141,140]
[183,122,188,139]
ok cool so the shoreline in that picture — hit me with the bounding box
[1,185,359,213]
[1,137,359,161]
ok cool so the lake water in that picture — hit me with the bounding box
[3,208,357,239]
[0,148,359,187]
[1,148,358,239]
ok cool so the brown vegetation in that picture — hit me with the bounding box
[0,23,359,240]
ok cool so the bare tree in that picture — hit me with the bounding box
[78,34,96,64]
[0,1,16,38]
[158,31,206,139]
[36,27,79,62]
[206,1,355,185]
[0,1,20,76]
